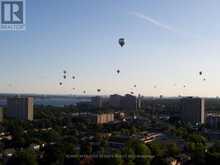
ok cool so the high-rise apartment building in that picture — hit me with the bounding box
[120,94,137,111]
[91,96,103,108]
[0,107,3,122]
[109,94,122,109]
[180,97,205,125]
[7,97,34,121]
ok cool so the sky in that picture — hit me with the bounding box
[1,0,220,97]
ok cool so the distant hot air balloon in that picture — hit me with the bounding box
[97,89,101,92]
[72,76,75,80]
[83,90,86,94]
[203,78,206,81]
[63,70,67,74]
[199,71,202,76]
[119,38,125,47]
[63,75,66,79]
[59,82,63,86]
[117,69,120,74]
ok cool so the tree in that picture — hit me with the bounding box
[174,127,188,138]
[151,156,167,165]
[121,146,135,165]
[130,126,137,135]
[95,150,123,165]
[43,129,61,143]
[206,152,220,165]
[80,142,92,155]
[123,140,151,165]
[133,142,151,165]
[187,142,206,165]
[187,133,206,144]
[210,141,220,153]
[63,143,79,165]
[149,142,166,157]
[166,143,180,157]
[110,151,123,165]
[5,120,26,148]
[62,136,78,145]
[8,149,37,165]
[42,145,65,165]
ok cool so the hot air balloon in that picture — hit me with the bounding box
[59,82,63,86]
[203,78,206,81]
[83,90,86,94]
[117,69,120,74]
[97,89,101,92]
[63,75,66,79]
[119,38,125,47]
[199,71,202,76]
[63,70,67,74]
[72,76,75,80]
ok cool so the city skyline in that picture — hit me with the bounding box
[1,0,220,96]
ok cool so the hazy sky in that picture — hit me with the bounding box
[1,0,220,96]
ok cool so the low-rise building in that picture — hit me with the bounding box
[97,113,114,124]
[82,113,114,125]
[114,112,125,120]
